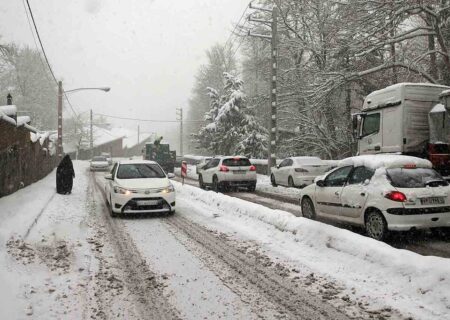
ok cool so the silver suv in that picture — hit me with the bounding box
[198,156,257,192]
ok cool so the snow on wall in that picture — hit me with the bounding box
[16,116,30,126]
[0,105,17,117]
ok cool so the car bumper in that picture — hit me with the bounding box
[293,176,316,187]
[384,209,450,231]
[111,192,176,214]
[217,172,257,182]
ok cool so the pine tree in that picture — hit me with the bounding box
[195,72,267,158]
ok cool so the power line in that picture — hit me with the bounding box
[24,0,58,84]
[22,0,78,118]
[20,0,52,84]
[224,1,252,50]
[93,112,204,123]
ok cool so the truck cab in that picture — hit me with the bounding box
[353,83,450,177]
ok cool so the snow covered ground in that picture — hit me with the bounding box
[173,182,450,320]
[1,160,449,319]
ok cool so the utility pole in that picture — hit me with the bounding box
[137,124,140,145]
[248,4,278,174]
[176,108,183,156]
[57,81,63,158]
[90,109,93,158]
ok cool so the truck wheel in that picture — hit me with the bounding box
[365,210,388,241]
[271,174,277,187]
[199,175,205,189]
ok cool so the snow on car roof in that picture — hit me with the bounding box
[338,155,432,170]
[291,156,322,164]
[118,159,158,165]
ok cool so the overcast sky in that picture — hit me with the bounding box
[0,0,248,147]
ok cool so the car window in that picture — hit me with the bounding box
[222,158,251,166]
[116,163,165,179]
[93,156,107,161]
[205,159,220,169]
[361,113,380,137]
[387,168,448,188]
[348,166,375,185]
[324,166,353,187]
[279,159,289,168]
[286,159,293,166]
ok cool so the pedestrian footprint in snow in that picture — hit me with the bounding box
[56,155,75,195]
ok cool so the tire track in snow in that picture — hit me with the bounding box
[165,214,351,320]
[92,173,181,320]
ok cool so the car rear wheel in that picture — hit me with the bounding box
[301,197,316,220]
[271,174,277,187]
[365,210,388,241]
[288,176,295,188]
[199,175,205,189]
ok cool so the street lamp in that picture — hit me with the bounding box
[57,81,111,158]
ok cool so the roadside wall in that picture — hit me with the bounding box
[0,120,58,197]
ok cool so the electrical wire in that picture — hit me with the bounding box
[93,112,205,123]
[24,0,58,84]
[224,1,252,50]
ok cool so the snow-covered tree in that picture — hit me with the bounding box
[195,72,268,158]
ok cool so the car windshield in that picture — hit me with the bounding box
[116,163,165,179]
[92,156,107,162]
[222,158,251,166]
[387,168,448,188]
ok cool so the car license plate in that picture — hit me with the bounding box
[137,200,159,206]
[233,170,246,174]
[420,197,445,205]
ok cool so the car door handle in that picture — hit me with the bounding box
[360,192,366,196]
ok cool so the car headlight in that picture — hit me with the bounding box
[114,186,131,195]
[161,184,175,194]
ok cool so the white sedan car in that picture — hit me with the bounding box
[300,155,450,241]
[105,160,176,217]
[271,157,332,188]
[90,156,110,171]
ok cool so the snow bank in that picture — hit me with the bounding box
[174,182,450,319]
[338,154,432,169]
[0,105,17,117]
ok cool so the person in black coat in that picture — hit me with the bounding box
[56,155,75,194]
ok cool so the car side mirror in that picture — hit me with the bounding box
[276,165,280,169]
[316,180,325,187]
[104,174,113,180]
[167,173,175,179]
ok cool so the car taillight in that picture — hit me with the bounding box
[219,165,229,172]
[385,191,407,202]
[249,165,256,171]
[295,168,309,173]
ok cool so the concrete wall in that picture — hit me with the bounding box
[0,120,58,197]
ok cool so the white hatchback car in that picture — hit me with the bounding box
[271,157,332,188]
[105,160,176,217]
[300,155,450,240]
[198,156,257,192]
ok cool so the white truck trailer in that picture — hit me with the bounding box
[353,83,450,177]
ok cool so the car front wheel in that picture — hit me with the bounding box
[301,197,316,220]
[199,175,205,189]
[271,174,277,187]
[365,210,388,241]
[212,176,220,193]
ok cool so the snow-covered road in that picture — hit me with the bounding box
[1,161,449,319]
